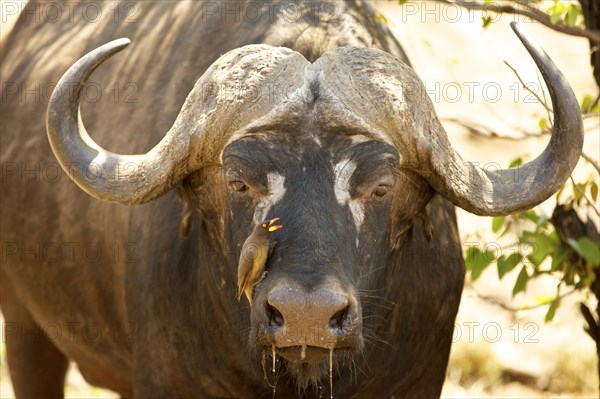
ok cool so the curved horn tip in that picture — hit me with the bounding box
[509,22,544,57]
[510,22,531,47]
[107,37,131,50]
[91,38,131,57]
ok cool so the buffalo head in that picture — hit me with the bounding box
[46,23,582,391]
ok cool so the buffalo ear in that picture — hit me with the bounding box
[389,174,434,249]
[390,208,434,250]
[390,198,433,250]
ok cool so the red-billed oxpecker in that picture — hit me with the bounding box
[237,218,283,305]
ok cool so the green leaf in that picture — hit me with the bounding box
[565,4,579,27]
[584,261,597,287]
[538,117,547,132]
[566,237,600,266]
[548,3,565,24]
[537,217,549,229]
[491,216,505,233]
[590,181,598,202]
[550,11,561,24]
[509,157,523,168]
[573,182,587,201]
[498,222,512,238]
[581,94,594,112]
[551,247,570,271]
[513,266,529,296]
[498,252,523,279]
[555,183,566,202]
[524,210,542,224]
[481,15,493,28]
[545,298,560,322]
[465,247,494,281]
[525,232,555,266]
[548,230,561,246]
[534,295,555,305]
[528,213,549,229]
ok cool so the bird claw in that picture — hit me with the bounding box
[255,270,268,286]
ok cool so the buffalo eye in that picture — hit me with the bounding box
[372,184,389,198]
[229,180,249,192]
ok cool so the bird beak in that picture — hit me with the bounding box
[268,217,283,232]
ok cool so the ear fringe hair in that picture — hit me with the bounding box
[417,208,434,242]
[180,206,194,238]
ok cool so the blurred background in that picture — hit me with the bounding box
[1,0,598,397]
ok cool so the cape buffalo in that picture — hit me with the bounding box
[0,1,582,398]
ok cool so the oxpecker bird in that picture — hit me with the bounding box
[237,218,283,305]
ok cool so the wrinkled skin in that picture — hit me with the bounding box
[1,1,464,397]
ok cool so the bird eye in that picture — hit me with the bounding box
[229,180,249,192]
[372,185,389,198]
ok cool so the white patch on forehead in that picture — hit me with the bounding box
[267,173,286,204]
[350,134,372,144]
[253,172,286,224]
[349,200,365,229]
[333,160,364,230]
[333,160,356,205]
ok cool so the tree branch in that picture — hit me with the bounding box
[582,152,600,175]
[442,117,538,139]
[467,284,577,312]
[504,60,554,124]
[436,0,600,43]
[581,302,599,341]
[570,175,600,217]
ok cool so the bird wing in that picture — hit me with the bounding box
[237,240,255,302]
[237,265,252,302]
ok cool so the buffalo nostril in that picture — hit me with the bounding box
[329,305,349,332]
[266,303,284,328]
